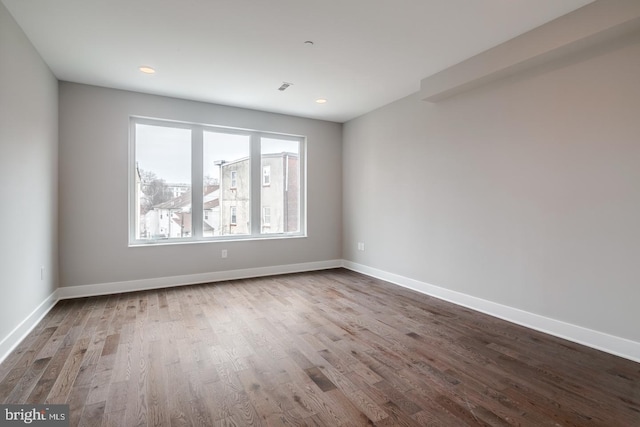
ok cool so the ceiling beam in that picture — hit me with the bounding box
[420,0,640,102]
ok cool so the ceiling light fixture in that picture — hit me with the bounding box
[315,98,327,104]
[139,66,156,74]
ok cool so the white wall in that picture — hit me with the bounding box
[0,3,58,346]
[343,32,640,343]
[58,83,342,288]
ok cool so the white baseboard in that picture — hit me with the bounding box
[342,260,640,364]
[0,292,58,365]
[56,259,343,300]
[3,259,637,366]
[0,259,341,364]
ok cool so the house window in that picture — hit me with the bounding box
[230,170,238,189]
[262,206,271,227]
[230,206,237,225]
[130,117,305,244]
[262,166,271,186]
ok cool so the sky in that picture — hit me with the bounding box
[136,124,299,184]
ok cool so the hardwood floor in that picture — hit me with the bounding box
[0,269,638,426]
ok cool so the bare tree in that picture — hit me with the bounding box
[139,170,172,214]
[204,174,219,186]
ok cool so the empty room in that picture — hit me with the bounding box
[1,0,639,425]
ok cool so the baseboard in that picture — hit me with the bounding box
[0,291,58,365]
[57,259,343,300]
[0,260,342,363]
[4,259,637,366]
[342,260,640,364]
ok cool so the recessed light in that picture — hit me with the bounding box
[315,98,327,104]
[139,66,155,74]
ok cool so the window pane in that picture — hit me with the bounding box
[203,131,250,236]
[261,138,300,234]
[135,124,192,240]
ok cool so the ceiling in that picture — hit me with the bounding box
[2,0,595,123]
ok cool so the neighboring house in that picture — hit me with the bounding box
[143,184,220,239]
[260,152,299,234]
[219,152,299,235]
[146,190,193,238]
[219,158,251,235]
[203,185,220,237]
[140,150,298,240]
[167,183,190,199]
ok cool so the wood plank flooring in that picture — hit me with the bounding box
[0,269,638,426]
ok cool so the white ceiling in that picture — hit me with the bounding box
[3,0,594,123]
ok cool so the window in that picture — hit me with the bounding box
[262,166,271,186]
[230,206,237,225]
[130,117,305,244]
[230,170,238,189]
[133,123,191,240]
[203,131,250,236]
[262,206,271,227]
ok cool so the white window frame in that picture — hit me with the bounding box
[129,116,306,245]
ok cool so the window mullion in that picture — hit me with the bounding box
[250,134,261,235]
[192,126,204,238]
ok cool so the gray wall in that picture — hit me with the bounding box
[0,3,58,340]
[59,83,342,287]
[343,32,640,342]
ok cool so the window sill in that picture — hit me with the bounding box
[129,233,307,248]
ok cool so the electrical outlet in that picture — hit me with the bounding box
[221,249,228,259]
[357,242,365,251]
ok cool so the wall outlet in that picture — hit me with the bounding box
[357,242,365,251]
[221,249,228,259]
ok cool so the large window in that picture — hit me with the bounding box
[130,117,305,244]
